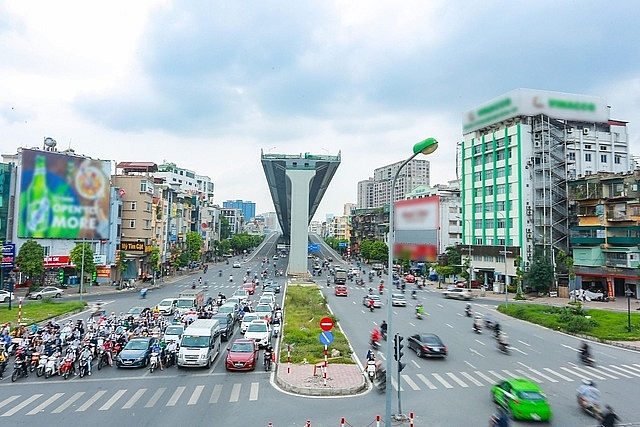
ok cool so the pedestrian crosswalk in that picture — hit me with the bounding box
[390,362,640,392]
[0,381,263,417]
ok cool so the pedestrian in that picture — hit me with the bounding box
[601,405,620,427]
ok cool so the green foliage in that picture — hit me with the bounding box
[16,240,45,288]
[69,243,96,283]
[281,285,353,364]
[116,250,127,273]
[526,250,554,293]
[169,245,183,268]
[0,300,86,326]
[185,231,203,262]
[324,237,350,254]
[148,248,160,272]
[444,245,462,274]
[370,240,388,262]
[220,216,231,240]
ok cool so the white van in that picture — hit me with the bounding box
[177,319,221,368]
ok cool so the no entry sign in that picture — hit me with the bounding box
[319,317,334,331]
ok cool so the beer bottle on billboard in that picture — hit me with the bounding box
[25,155,51,237]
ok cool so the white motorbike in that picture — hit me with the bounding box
[366,360,377,382]
[44,354,58,379]
[36,354,49,377]
[149,352,159,373]
[577,380,602,419]
[272,323,281,338]
[496,332,510,354]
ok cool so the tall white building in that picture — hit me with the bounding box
[357,178,374,209]
[154,162,215,204]
[357,159,432,209]
[460,88,631,288]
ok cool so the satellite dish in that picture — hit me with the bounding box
[43,137,57,148]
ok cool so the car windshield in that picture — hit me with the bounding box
[158,301,172,307]
[181,335,209,348]
[393,294,405,299]
[176,300,193,308]
[255,306,271,312]
[219,306,234,313]
[214,317,229,326]
[231,342,254,353]
[165,326,183,335]
[420,336,440,345]
[243,315,258,323]
[125,340,149,351]
[517,391,545,401]
[247,323,267,333]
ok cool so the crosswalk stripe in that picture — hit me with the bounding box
[188,385,204,405]
[432,373,453,388]
[446,373,468,388]
[416,373,437,389]
[634,364,640,369]
[166,386,185,406]
[527,368,558,383]
[475,371,496,385]
[460,372,483,386]
[501,370,518,379]
[122,388,147,409]
[0,395,20,410]
[599,366,630,378]
[543,368,574,382]
[608,365,640,378]
[401,374,421,390]
[52,391,84,413]
[582,366,617,379]
[488,370,505,381]
[2,394,42,417]
[622,364,640,375]
[76,390,106,412]
[560,367,590,380]
[572,366,605,380]
[26,392,64,415]
[390,376,403,391]
[249,382,259,400]
[145,387,165,408]
[209,384,222,403]
[516,369,541,383]
[229,383,241,402]
[99,389,127,411]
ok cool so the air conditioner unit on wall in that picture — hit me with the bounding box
[583,128,590,135]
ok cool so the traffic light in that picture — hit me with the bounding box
[92,271,97,282]
[58,270,64,284]
[394,334,406,372]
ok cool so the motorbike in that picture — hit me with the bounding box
[411,290,417,300]
[140,288,147,299]
[60,355,74,379]
[97,348,111,370]
[373,365,386,392]
[580,350,595,367]
[30,351,41,372]
[369,339,380,350]
[496,332,510,354]
[577,381,603,419]
[11,359,27,382]
[465,305,472,317]
[149,351,159,373]
[78,353,91,378]
[473,319,482,334]
[44,354,58,378]
[219,270,222,277]
[366,360,377,382]
[36,354,49,377]
[165,349,177,368]
[264,349,273,371]
[272,323,281,338]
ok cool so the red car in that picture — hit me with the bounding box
[242,282,256,295]
[334,285,348,296]
[226,339,259,371]
[456,280,483,289]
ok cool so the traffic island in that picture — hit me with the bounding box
[274,362,367,397]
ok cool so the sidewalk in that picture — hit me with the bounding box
[274,361,367,397]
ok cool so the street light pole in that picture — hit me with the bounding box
[495,211,509,307]
[626,287,633,332]
[385,138,438,425]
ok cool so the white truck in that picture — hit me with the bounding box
[177,319,221,368]
[175,289,205,316]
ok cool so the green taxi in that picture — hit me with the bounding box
[491,378,552,421]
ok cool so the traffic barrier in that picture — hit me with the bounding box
[409,412,414,427]
[376,414,380,427]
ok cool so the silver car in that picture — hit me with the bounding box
[28,286,64,299]
[442,288,473,300]
[391,293,407,307]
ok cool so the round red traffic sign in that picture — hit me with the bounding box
[319,317,334,331]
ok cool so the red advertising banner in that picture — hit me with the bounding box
[43,255,70,268]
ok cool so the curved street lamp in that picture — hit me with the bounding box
[385,137,438,424]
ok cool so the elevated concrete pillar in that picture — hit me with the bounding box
[286,168,316,275]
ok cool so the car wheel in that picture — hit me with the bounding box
[36,295,42,300]
[55,293,61,298]
[2,297,7,303]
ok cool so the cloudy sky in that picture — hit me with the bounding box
[2,1,640,221]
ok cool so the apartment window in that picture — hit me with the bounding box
[496,151,505,161]
[486,186,494,196]
[475,204,484,214]
[495,138,504,149]
[474,219,483,229]
[129,219,135,228]
[485,170,493,180]
[614,155,621,164]
[145,220,151,229]
[497,184,506,195]
[484,255,493,262]
[585,144,592,150]
[600,145,608,151]
[145,202,152,212]
[567,152,575,161]
[600,154,607,163]
[585,153,592,162]
[130,202,136,210]
[449,220,458,227]
[474,171,482,181]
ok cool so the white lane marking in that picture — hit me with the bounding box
[390,376,403,391]
[562,344,577,352]
[516,369,541,383]
[622,364,640,375]
[99,389,127,411]
[560,367,591,380]
[475,371,496,385]
[446,324,453,328]
[488,370,505,380]
[76,390,107,412]
[2,394,42,417]
[122,388,147,409]
[0,396,20,410]
[209,384,223,403]
[436,304,443,308]
[416,373,437,389]
[187,385,204,405]
[582,366,618,379]
[475,339,486,346]
[26,392,64,415]
[411,360,421,368]
[402,374,421,390]
[598,366,630,379]
[510,346,528,355]
[464,361,477,370]
[607,365,640,378]
[501,370,518,378]
[229,383,242,402]
[446,373,468,388]
[249,382,259,401]
[52,392,84,413]
[145,387,165,408]
[460,371,484,386]
[571,366,605,380]
[432,373,453,388]
[166,386,185,407]
[469,348,485,358]
[543,368,574,382]
[527,368,558,382]
[518,340,531,347]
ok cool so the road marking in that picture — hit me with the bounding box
[598,366,630,378]
[560,367,590,380]
[99,389,127,411]
[390,376,403,391]
[623,364,640,374]
[460,371,483,386]
[187,385,204,405]
[249,382,259,400]
[26,392,64,415]
[517,340,531,347]
[209,384,223,403]
[572,366,605,380]
[510,347,528,355]
[562,344,577,352]
[608,365,640,378]
[464,361,477,370]
[469,348,485,358]
[432,373,453,388]
[474,339,486,346]
[52,392,84,413]
[145,387,165,408]
[446,373,468,387]
[501,370,518,379]
[411,360,420,368]
[0,395,20,410]
[475,371,496,385]
[122,388,146,409]
[76,390,106,412]
[2,394,42,417]
[516,369,541,383]
[488,370,505,380]
[543,368,574,382]
[416,373,437,389]
[229,383,241,402]
[527,368,558,382]
[582,366,618,379]
[166,386,185,406]
[446,324,453,328]
[436,304,443,308]
[402,374,421,390]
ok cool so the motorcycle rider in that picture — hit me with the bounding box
[15,349,29,378]
[80,345,92,375]
[577,379,601,411]
[166,340,178,366]
[411,288,417,299]
[465,303,472,316]
[580,341,591,362]
[473,315,483,332]
[489,405,510,427]
[416,303,425,318]
[101,339,114,366]
[601,405,620,427]
[496,331,508,351]
[378,281,384,294]
[380,320,388,340]
[366,349,375,362]
[370,329,381,347]
[0,343,7,379]
[151,341,163,370]
[368,297,375,312]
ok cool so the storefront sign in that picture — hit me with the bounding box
[120,241,145,252]
[1,244,15,268]
[44,255,71,268]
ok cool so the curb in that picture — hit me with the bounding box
[274,363,368,397]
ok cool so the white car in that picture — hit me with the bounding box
[28,286,64,299]
[233,262,242,268]
[156,298,177,315]
[244,319,271,347]
[363,295,382,308]
[391,293,407,307]
[442,288,473,300]
[240,313,260,334]
[163,324,184,343]
[0,290,14,303]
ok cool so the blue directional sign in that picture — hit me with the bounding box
[319,331,334,345]
[308,244,320,252]
[338,242,347,247]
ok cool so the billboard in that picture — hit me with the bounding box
[18,149,111,239]
[393,196,439,262]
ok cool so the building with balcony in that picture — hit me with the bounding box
[223,199,256,222]
[568,171,640,299]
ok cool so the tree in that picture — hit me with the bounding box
[443,245,462,275]
[359,240,373,261]
[149,247,160,275]
[16,240,45,290]
[513,255,526,300]
[169,245,182,270]
[370,240,388,262]
[69,243,96,287]
[526,249,554,294]
[220,216,231,240]
[185,231,203,262]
